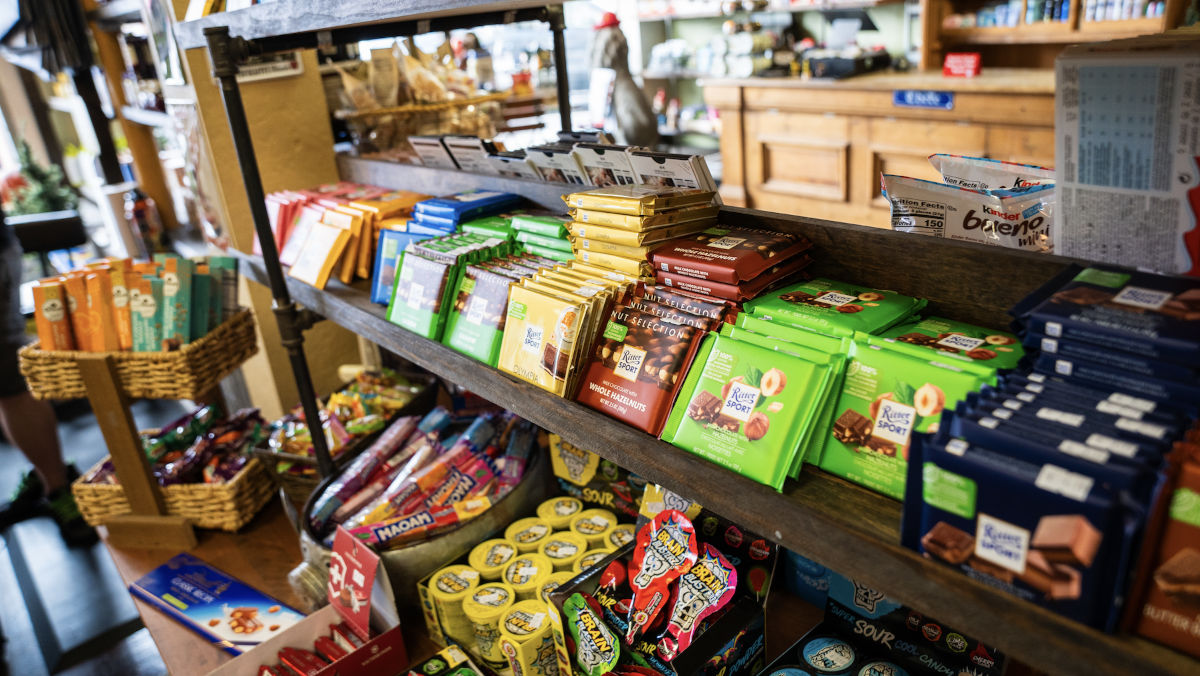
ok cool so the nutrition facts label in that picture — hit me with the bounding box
[1075,65,1171,191]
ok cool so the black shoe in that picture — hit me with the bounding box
[45,484,97,547]
[0,469,44,529]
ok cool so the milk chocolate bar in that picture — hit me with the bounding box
[1153,547,1200,604]
[656,255,811,302]
[832,408,872,446]
[1031,515,1103,568]
[650,227,812,284]
[865,435,898,457]
[921,521,974,565]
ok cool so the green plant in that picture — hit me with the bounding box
[7,140,77,216]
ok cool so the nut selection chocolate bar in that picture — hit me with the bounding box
[650,227,812,284]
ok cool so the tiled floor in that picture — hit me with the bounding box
[1,399,190,675]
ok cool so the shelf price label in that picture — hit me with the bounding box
[893,90,955,111]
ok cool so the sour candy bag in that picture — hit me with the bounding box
[626,509,698,645]
[657,543,737,660]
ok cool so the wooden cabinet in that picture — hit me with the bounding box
[706,70,1055,228]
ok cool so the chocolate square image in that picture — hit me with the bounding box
[922,521,974,565]
[1154,547,1200,606]
[1031,514,1101,568]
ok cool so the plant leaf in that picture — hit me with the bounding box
[744,366,764,389]
[894,381,916,406]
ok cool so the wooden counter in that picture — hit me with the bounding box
[703,68,1056,228]
[100,500,306,675]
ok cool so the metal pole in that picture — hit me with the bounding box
[73,69,124,184]
[203,27,335,478]
[547,5,572,132]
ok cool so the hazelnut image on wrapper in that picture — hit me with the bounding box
[985,334,1016,346]
[914,383,946,418]
[966,348,997,360]
[858,291,884,301]
[760,368,787,396]
[744,412,770,440]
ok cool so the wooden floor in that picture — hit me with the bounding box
[0,399,189,675]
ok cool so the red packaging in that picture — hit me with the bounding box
[258,666,287,676]
[623,297,716,330]
[657,255,811,301]
[626,509,698,644]
[649,227,811,284]
[943,52,981,77]
[637,285,731,324]
[278,647,328,676]
[658,543,738,660]
[313,636,348,663]
[329,623,363,653]
[1133,443,1200,658]
[576,306,706,435]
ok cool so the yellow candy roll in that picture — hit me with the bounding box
[505,517,553,554]
[469,538,519,581]
[538,571,579,606]
[461,582,517,668]
[503,553,553,602]
[536,496,584,530]
[569,508,617,549]
[538,531,588,572]
[428,564,481,648]
[498,600,558,676]
[574,549,614,574]
[606,523,636,551]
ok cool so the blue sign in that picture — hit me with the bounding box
[892,90,955,110]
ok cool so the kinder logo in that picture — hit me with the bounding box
[814,291,858,306]
[961,209,1045,236]
[974,513,1029,574]
[937,334,986,351]
[614,345,646,382]
[721,381,761,422]
[1112,285,1172,310]
[871,400,917,446]
[705,236,746,249]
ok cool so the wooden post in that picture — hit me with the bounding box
[76,354,196,549]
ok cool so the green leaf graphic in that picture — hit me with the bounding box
[894,381,916,406]
[744,366,764,389]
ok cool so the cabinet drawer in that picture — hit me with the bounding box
[866,119,986,207]
[985,125,1056,168]
[745,111,850,202]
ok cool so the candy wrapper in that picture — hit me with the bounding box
[565,592,622,676]
[627,509,699,644]
[657,543,737,660]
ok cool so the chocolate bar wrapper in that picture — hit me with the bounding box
[1002,372,1196,422]
[568,218,714,248]
[571,143,639,187]
[527,144,589,185]
[1011,265,1200,367]
[656,256,811,302]
[413,190,522,221]
[649,227,812,285]
[995,378,1189,431]
[745,277,926,338]
[950,405,1161,499]
[877,316,1024,376]
[565,185,715,216]
[1032,353,1200,404]
[576,305,706,435]
[444,265,519,365]
[570,203,719,230]
[511,214,570,238]
[901,430,1152,630]
[974,385,1182,447]
[1027,329,1200,385]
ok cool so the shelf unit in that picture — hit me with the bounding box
[231,200,1198,676]
[921,0,1185,67]
[638,0,902,21]
[184,1,1199,674]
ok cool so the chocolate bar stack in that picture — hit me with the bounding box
[511,214,574,263]
[648,227,813,303]
[564,185,719,280]
[902,264,1200,632]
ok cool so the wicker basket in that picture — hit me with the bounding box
[18,308,258,401]
[71,454,275,532]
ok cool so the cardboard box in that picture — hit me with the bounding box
[210,528,407,676]
[1055,35,1200,276]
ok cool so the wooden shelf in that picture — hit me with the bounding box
[335,154,575,214]
[941,21,1076,44]
[639,0,901,20]
[175,0,563,50]
[233,198,1197,675]
[120,106,171,128]
[1077,16,1165,35]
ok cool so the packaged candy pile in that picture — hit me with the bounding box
[307,406,541,549]
[262,369,428,476]
[85,404,265,486]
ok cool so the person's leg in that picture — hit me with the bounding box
[0,390,67,492]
